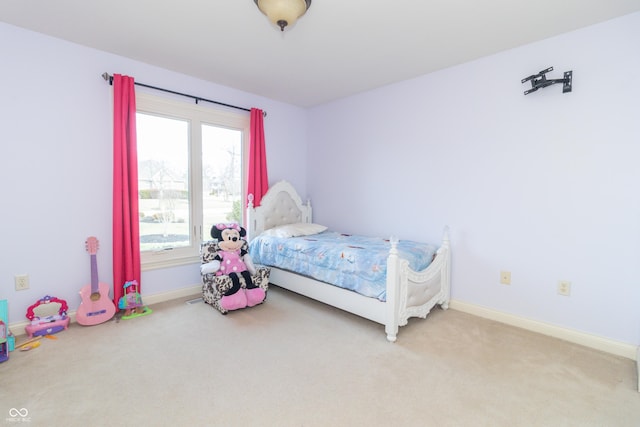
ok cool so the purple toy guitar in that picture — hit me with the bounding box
[76,237,116,326]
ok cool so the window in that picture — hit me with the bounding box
[136,92,250,269]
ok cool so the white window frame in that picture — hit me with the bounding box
[136,92,250,270]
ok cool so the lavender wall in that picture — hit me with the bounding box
[0,23,307,324]
[307,13,640,345]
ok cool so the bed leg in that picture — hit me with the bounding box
[385,322,398,343]
[386,238,401,343]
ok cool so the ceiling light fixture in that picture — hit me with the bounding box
[254,0,312,32]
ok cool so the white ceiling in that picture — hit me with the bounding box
[2,0,640,107]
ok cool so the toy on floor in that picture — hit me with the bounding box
[76,236,116,326]
[0,320,8,362]
[118,280,152,319]
[0,299,11,360]
[25,295,70,338]
[15,336,43,351]
[18,340,40,352]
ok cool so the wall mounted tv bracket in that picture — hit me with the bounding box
[521,67,572,95]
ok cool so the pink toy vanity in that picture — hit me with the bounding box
[25,295,70,338]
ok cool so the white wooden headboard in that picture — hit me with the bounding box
[246,180,312,241]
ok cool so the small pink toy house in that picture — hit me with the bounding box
[0,320,8,363]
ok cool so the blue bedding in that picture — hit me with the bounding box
[248,231,438,301]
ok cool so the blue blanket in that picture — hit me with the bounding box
[248,231,438,301]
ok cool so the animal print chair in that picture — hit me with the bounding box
[200,240,270,314]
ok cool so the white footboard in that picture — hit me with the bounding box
[385,229,451,342]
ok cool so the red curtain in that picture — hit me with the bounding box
[247,108,269,208]
[112,74,141,306]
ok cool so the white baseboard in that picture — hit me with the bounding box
[9,284,202,337]
[141,284,202,306]
[449,299,637,360]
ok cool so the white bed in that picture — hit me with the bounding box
[246,180,451,342]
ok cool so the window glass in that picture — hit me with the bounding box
[137,113,190,251]
[202,124,242,233]
[136,93,249,269]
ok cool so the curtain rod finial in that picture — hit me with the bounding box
[101,72,113,84]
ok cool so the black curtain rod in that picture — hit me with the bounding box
[101,73,266,116]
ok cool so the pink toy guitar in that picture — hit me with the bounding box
[76,236,116,326]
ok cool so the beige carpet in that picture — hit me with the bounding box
[1,286,639,427]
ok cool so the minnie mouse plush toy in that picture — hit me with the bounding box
[203,223,266,311]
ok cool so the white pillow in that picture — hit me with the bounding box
[261,223,327,238]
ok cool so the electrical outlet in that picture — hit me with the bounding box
[557,280,571,296]
[15,274,29,291]
[500,271,511,285]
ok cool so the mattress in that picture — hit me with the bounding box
[248,231,438,301]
